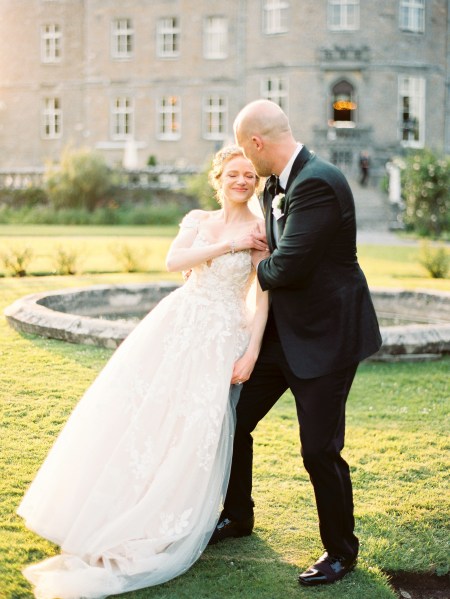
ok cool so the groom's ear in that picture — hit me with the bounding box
[252,135,263,151]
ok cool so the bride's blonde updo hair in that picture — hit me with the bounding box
[208,145,262,204]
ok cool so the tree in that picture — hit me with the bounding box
[402,149,450,237]
[44,146,114,211]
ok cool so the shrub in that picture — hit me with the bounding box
[418,241,450,279]
[402,149,450,237]
[0,205,22,223]
[1,246,33,277]
[0,200,185,226]
[185,157,218,210]
[44,146,114,211]
[119,202,185,225]
[109,243,150,272]
[52,245,82,275]
[0,187,48,209]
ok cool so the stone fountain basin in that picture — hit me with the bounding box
[4,283,450,359]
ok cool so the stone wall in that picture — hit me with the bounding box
[4,284,450,359]
[0,1,448,171]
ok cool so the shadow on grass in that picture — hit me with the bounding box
[386,571,450,599]
[16,329,113,368]
[114,534,396,599]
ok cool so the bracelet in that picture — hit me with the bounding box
[230,240,236,254]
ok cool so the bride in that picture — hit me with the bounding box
[17,145,269,599]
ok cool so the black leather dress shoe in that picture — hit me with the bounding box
[298,552,357,586]
[208,515,254,545]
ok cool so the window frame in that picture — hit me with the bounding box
[202,95,228,140]
[260,76,289,114]
[262,0,289,35]
[399,0,425,33]
[111,18,134,59]
[157,95,181,140]
[398,75,425,148]
[327,0,360,31]
[203,16,228,59]
[157,17,180,59]
[42,97,62,139]
[41,23,62,63]
[110,96,134,140]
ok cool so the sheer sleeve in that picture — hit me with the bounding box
[179,214,200,231]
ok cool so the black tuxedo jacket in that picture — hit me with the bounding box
[258,146,382,379]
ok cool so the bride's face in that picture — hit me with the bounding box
[220,156,257,205]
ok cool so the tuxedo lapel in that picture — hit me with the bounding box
[264,150,311,250]
[276,214,285,240]
[263,185,276,252]
[268,147,312,243]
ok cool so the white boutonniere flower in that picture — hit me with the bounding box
[272,193,285,220]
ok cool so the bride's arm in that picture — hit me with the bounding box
[166,211,232,272]
[166,233,233,273]
[231,281,269,384]
[166,211,267,273]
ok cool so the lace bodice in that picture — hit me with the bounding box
[180,214,254,296]
[186,234,254,299]
[175,226,255,361]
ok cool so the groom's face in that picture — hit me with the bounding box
[236,132,272,179]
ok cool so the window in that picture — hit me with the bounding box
[42,97,62,138]
[263,0,289,34]
[111,97,133,139]
[158,96,181,139]
[157,18,180,58]
[328,0,359,31]
[111,18,134,58]
[203,17,228,59]
[399,76,425,147]
[41,24,62,63]
[399,0,425,33]
[330,80,357,126]
[330,149,353,171]
[261,77,289,113]
[203,96,228,139]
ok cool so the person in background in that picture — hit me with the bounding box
[359,150,370,186]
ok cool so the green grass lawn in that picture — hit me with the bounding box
[0,226,449,598]
[0,225,177,276]
[1,224,449,291]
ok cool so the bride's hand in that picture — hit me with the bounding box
[230,352,257,385]
[234,227,268,252]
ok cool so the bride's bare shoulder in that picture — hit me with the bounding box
[254,217,265,232]
[184,209,218,222]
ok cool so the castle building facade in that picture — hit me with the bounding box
[0,0,448,176]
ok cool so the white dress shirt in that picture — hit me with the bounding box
[272,143,303,242]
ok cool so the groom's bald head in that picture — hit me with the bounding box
[233,99,298,177]
[233,99,291,142]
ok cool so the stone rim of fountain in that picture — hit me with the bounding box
[4,283,450,360]
[3,282,178,350]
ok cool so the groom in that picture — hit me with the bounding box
[209,100,382,586]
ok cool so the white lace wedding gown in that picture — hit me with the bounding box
[18,220,255,599]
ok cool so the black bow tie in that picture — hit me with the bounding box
[266,175,284,198]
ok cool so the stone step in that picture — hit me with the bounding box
[348,179,391,231]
